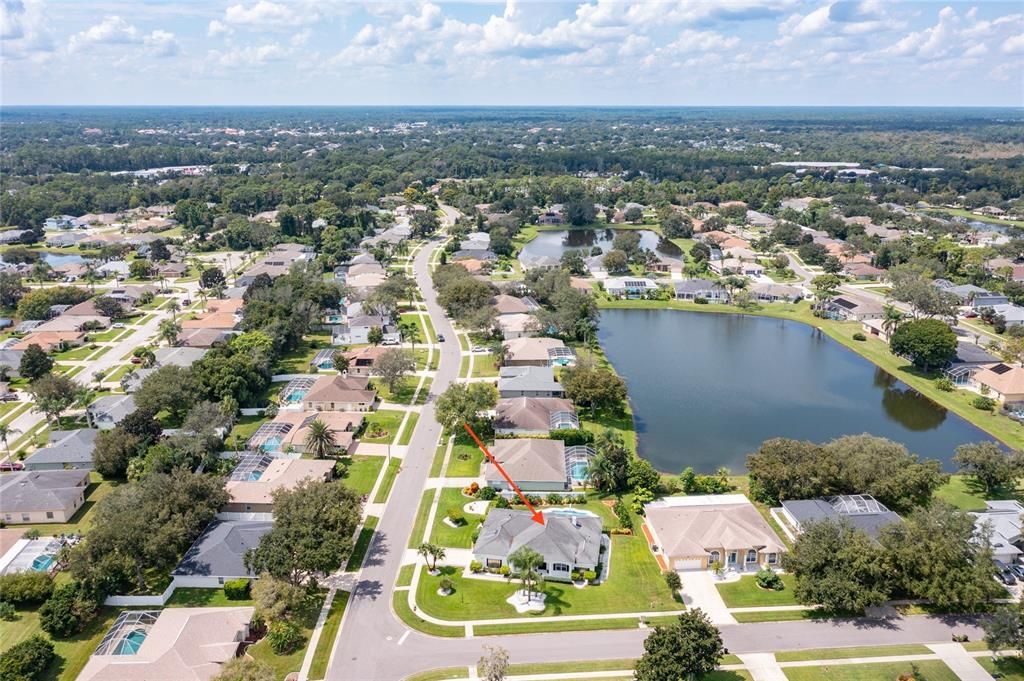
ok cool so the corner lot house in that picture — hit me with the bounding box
[172,519,273,588]
[472,508,603,581]
[0,469,90,524]
[498,366,565,398]
[644,494,785,572]
[302,374,378,412]
[78,607,255,681]
[494,397,578,435]
[972,500,1024,564]
[223,458,335,516]
[23,428,98,471]
[779,494,901,540]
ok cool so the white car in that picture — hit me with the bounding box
[112,322,126,329]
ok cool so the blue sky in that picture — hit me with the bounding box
[2,0,1022,105]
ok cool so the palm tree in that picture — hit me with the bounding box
[395,240,410,258]
[31,260,51,287]
[881,304,904,338]
[303,419,336,459]
[508,546,544,600]
[417,542,445,572]
[399,321,421,351]
[83,262,100,293]
[158,319,181,347]
[0,423,19,458]
[168,299,181,321]
[120,369,137,393]
[136,347,156,368]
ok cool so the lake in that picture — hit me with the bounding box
[0,253,91,267]
[519,229,682,263]
[597,308,998,473]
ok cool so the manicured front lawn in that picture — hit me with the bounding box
[445,435,484,477]
[346,517,379,571]
[429,487,486,548]
[399,412,420,446]
[372,458,401,503]
[977,655,1024,680]
[715,574,798,607]
[165,587,255,608]
[372,376,425,405]
[775,645,932,662]
[416,534,681,620]
[392,592,464,637]
[361,409,406,444]
[731,609,822,623]
[272,334,333,375]
[0,605,121,681]
[408,490,435,548]
[782,660,959,681]
[247,594,324,680]
[308,592,350,680]
[337,454,385,497]
[475,618,644,635]
[470,354,500,378]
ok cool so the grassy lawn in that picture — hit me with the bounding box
[933,475,1018,511]
[225,414,269,449]
[498,660,636,675]
[373,376,429,405]
[346,516,379,571]
[165,588,254,607]
[338,455,386,497]
[308,592,350,680]
[445,434,484,477]
[53,344,102,361]
[373,458,401,503]
[404,668,467,681]
[470,354,500,378]
[715,574,797,607]
[0,605,121,681]
[458,354,470,379]
[429,487,486,548]
[104,364,133,384]
[398,412,419,446]
[408,490,435,548]
[731,609,826,623]
[397,564,416,587]
[416,534,681,620]
[430,440,449,477]
[782,660,958,681]
[475,618,643,635]
[597,298,1024,450]
[22,478,118,535]
[272,333,332,375]
[977,655,1024,680]
[247,594,323,680]
[392,592,464,638]
[361,409,406,444]
[775,645,932,662]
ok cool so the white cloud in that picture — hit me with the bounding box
[0,0,53,60]
[1002,33,1024,54]
[884,6,959,59]
[69,15,140,51]
[667,29,740,53]
[224,1,316,27]
[208,19,232,38]
[144,29,179,57]
[213,42,293,68]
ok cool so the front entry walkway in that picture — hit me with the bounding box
[677,570,736,625]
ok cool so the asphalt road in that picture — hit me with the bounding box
[325,232,987,681]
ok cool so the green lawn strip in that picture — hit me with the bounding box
[445,435,484,477]
[416,534,680,620]
[781,660,959,681]
[976,655,1024,680]
[0,605,121,681]
[715,574,797,607]
[272,334,332,374]
[703,673,753,681]
[458,354,470,379]
[422,315,436,344]
[132,313,156,326]
[429,440,449,477]
[775,645,932,662]
[21,478,118,535]
[338,455,386,497]
[165,588,254,607]
[0,401,31,424]
[392,592,464,637]
[934,475,1011,512]
[346,517,380,571]
[475,618,643,636]
[397,564,416,587]
[961,640,989,652]
[597,298,1024,449]
[457,333,469,351]
[373,376,428,405]
[399,412,420,446]
[86,328,122,342]
[373,459,402,503]
[53,344,103,361]
[362,409,406,444]
[414,378,433,405]
[247,594,323,680]
[429,487,486,548]
[104,364,132,384]
[403,668,467,681]
[308,591,350,680]
[731,609,828,623]
[226,414,270,448]
[408,489,436,549]
[498,659,637,675]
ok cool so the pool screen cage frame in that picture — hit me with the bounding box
[280,376,318,402]
[229,453,276,480]
[94,610,160,655]
[246,422,294,452]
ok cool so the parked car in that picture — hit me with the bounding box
[1010,563,1024,581]
[0,392,19,402]
[472,346,491,353]
[0,460,24,472]
[995,560,1017,585]
[112,322,126,329]
[437,334,446,342]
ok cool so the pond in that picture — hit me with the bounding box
[597,308,998,473]
[519,229,682,263]
[0,252,91,267]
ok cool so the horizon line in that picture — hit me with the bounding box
[3,104,1023,110]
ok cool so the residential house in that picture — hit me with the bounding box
[843,263,885,281]
[332,315,399,345]
[861,318,894,342]
[643,494,786,572]
[107,285,158,308]
[674,279,728,303]
[247,412,363,454]
[971,500,1024,564]
[498,366,566,398]
[0,470,90,524]
[972,363,1024,404]
[826,294,885,321]
[98,260,130,279]
[336,345,392,376]
[991,304,1024,327]
[158,262,189,278]
[603,277,661,299]
[933,280,995,306]
[750,283,802,303]
[78,607,255,681]
[484,439,576,492]
[223,458,335,515]
[779,495,902,540]
[235,264,290,288]
[0,229,32,244]
[0,349,24,377]
[34,312,110,333]
[974,293,1012,310]
[178,328,230,348]
[453,249,497,262]
[171,520,273,588]
[502,337,571,367]
[43,215,77,230]
[125,347,210,391]
[945,342,1001,386]
[495,313,540,340]
[302,374,378,412]
[493,295,540,316]
[472,508,603,581]
[518,254,561,271]
[494,397,578,435]
[709,258,764,277]
[23,429,98,471]
[13,331,86,352]
[87,395,136,430]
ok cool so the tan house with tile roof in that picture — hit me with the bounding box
[301,374,378,412]
[973,363,1024,404]
[223,458,335,514]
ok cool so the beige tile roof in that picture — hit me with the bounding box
[645,496,786,558]
[502,336,565,363]
[302,374,376,405]
[975,363,1024,396]
[225,458,335,506]
[484,438,567,485]
[495,397,576,432]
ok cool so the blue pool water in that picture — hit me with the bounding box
[115,630,148,655]
[543,507,598,519]
[31,555,55,572]
[569,462,590,482]
[260,438,281,452]
[284,390,307,403]
[248,471,263,481]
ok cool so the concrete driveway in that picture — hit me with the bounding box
[677,570,736,625]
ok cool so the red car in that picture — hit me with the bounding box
[0,461,24,472]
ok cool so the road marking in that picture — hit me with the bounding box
[397,631,410,646]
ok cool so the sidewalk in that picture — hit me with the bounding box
[927,643,994,681]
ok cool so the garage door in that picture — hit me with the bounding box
[674,559,702,571]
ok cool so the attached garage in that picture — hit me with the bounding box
[673,558,703,571]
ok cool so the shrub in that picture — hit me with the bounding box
[973,396,997,412]
[22,529,40,540]
[0,601,16,621]
[0,572,54,605]
[446,509,464,525]
[223,578,251,601]
[469,560,482,573]
[664,571,682,592]
[756,568,784,591]
[525,494,543,507]
[935,377,955,392]
[694,296,708,305]
[545,493,563,506]
[476,486,497,501]
[0,635,54,681]
[852,332,866,341]
[549,428,595,446]
[583,570,597,582]
[267,619,304,655]
[39,582,97,638]
[613,499,633,531]
[495,496,511,509]
[499,565,511,577]
[439,578,454,593]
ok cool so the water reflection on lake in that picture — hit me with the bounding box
[519,229,682,262]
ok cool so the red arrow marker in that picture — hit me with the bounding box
[463,422,545,525]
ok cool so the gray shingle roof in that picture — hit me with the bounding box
[24,429,98,467]
[473,509,602,567]
[172,519,273,578]
[782,495,901,539]
[498,366,564,395]
[0,469,90,513]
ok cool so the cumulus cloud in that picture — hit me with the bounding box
[213,42,293,68]
[144,29,179,57]
[1003,33,1024,54]
[0,0,54,60]
[68,15,178,58]
[224,1,318,27]
[208,19,232,38]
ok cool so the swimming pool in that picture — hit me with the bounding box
[31,554,55,572]
[542,507,598,519]
[259,438,282,452]
[284,390,307,403]
[569,461,590,482]
[114,629,148,655]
